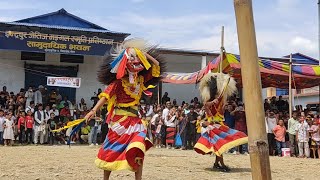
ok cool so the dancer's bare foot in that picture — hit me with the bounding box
[104,170,111,180]
[135,164,143,180]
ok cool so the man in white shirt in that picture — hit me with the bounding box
[34,85,44,105]
[49,104,59,117]
[162,101,171,123]
[34,104,46,144]
[145,105,154,119]
[295,116,310,157]
[69,100,77,119]
[266,111,278,155]
[287,111,299,156]
[25,101,35,114]
[43,104,51,143]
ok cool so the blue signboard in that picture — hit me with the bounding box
[0,30,114,56]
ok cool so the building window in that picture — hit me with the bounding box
[276,88,289,96]
[21,51,45,61]
[60,54,84,63]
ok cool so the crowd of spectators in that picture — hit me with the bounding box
[264,96,320,158]
[1,85,319,159]
[0,85,105,146]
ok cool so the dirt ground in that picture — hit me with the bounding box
[0,145,319,180]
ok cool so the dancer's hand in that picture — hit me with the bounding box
[212,99,218,104]
[84,109,95,123]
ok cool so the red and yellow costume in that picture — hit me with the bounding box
[51,39,165,173]
[96,69,159,171]
[194,73,248,156]
[93,40,165,172]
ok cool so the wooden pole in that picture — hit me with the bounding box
[233,1,272,180]
[289,54,292,118]
[220,26,224,73]
[318,0,320,113]
[157,82,161,105]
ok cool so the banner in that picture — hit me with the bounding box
[47,77,81,88]
[0,30,114,56]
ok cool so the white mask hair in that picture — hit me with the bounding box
[199,73,237,103]
[110,38,149,58]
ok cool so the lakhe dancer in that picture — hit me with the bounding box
[84,39,165,180]
[194,73,248,172]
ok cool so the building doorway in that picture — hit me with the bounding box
[24,63,78,101]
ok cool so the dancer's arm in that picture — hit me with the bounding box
[84,97,107,121]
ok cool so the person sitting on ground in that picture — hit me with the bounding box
[80,123,91,143]
[60,103,71,122]
[55,122,66,145]
[49,104,59,117]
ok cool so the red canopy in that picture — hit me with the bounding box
[162,53,320,89]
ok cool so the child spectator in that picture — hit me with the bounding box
[0,110,5,145]
[195,115,203,142]
[296,116,310,158]
[25,110,34,144]
[17,111,26,144]
[154,114,163,148]
[55,122,66,145]
[310,120,320,158]
[3,113,15,146]
[47,113,57,145]
[273,119,287,157]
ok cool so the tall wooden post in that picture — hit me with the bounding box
[318,0,320,113]
[233,1,272,180]
[289,54,293,118]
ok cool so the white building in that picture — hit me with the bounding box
[0,9,218,107]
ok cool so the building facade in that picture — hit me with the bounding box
[0,9,217,107]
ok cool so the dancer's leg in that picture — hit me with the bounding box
[135,164,143,180]
[103,171,111,180]
[215,155,230,172]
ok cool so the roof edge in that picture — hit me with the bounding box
[15,8,107,31]
[158,48,219,56]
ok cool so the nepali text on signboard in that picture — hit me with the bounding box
[0,30,115,56]
[47,76,81,88]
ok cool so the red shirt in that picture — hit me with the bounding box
[60,108,70,117]
[273,125,286,142]
[234,111,247,132]
[26,115,34,129]
[18,117,26,129]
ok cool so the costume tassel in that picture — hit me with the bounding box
[116,50,128,79]
[67,121,85,146]
[110,50,125,68]
[134,48,151,70]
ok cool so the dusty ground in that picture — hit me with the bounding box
[0,145,319,180]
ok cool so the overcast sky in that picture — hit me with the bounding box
[0,0,318,58]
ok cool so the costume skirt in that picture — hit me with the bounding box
[95,115,153,171]
[194,123,248,156]
[166,127,175,144]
